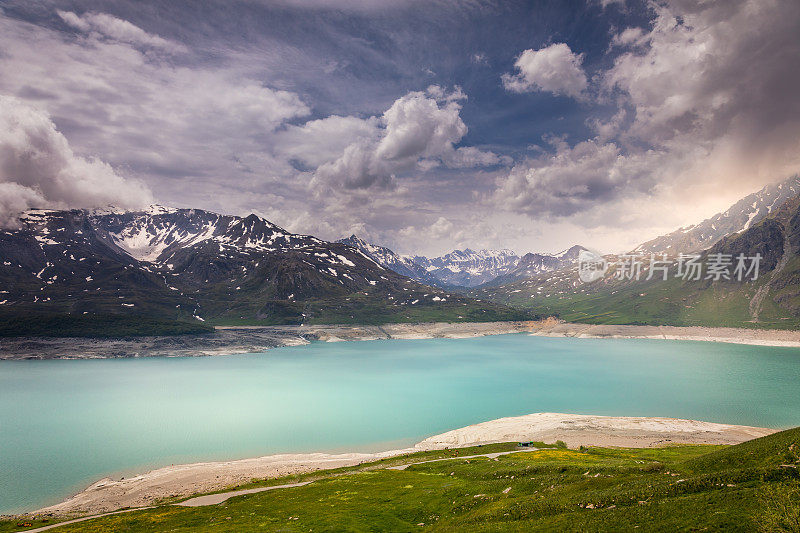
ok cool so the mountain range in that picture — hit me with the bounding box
[337,235,443,288]
[3,174,800,336]
[338,238,586,289]
[0,206,529,336]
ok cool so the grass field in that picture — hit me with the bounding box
[0,313,214,338]
[4,428,799,532]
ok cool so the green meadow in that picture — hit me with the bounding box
[5,428,799,532]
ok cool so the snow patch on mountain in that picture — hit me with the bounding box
[635,175,800,255]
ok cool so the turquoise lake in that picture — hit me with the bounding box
[2,334,800,514]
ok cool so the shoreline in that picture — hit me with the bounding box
[3,319,800,359]
[529,321,800,347]
[21,412,777,517]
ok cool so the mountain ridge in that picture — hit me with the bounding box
[0,206,531,336]
[634,175,800,255]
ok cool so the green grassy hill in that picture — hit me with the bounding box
[6,427,798,532]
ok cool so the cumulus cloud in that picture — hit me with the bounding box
[275,115,381,168]
[0,96,153,226]
[57,10,186,53]
[501,43,588,99]
[312,86,501,189]
[610,27,646,48]
[493,137,659,217]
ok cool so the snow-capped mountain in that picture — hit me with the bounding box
[635,174,800,255]
[481,245,587,287]
[339,236,586,288]
[412,249,521,287]
[0,206,527,330]
[337,235,443,287]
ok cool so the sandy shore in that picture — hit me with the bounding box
[29,412,776,517]
[415,412,776,449]
[3,319,800,359]
[529,320,800,347]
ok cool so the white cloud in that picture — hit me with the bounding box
[501,43,588,99]
[57,10,186,53]
[0,96,153,226]
[376,86,467,161]
[276,115,381,168]
[610,27,646,47]
[313,85,501,189]
[471,53,488,65]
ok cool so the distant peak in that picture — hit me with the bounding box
[146,204,178,215]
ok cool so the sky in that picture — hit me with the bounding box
[0,0,799,256]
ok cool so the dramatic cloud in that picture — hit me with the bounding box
[313,86,500,189]
[0,12,311,213]
[501,43,588,99]
[2,0,798,255]
[607,0,800,185]
[494,0,800,235]
[0,96,153,226]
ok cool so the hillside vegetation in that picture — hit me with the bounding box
[5,427,798,532]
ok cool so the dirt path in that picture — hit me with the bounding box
[20,507,157,533]
[386,448,542,470]
[175,481,313,507]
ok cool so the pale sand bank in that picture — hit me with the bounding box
[32,413,776,517]
[4,320,800,359]
[529,321,800,347]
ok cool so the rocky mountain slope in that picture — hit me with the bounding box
[635,175,800,255]
[0,206,530,336]
[337,235,443,287]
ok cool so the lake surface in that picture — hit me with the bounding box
[2,334,800,514]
